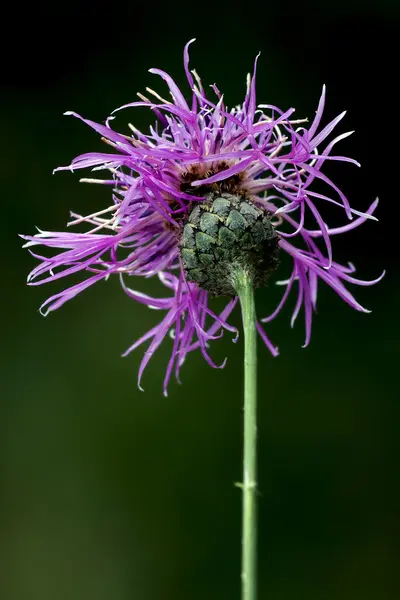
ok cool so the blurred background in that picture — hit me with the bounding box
[1,0,399,598]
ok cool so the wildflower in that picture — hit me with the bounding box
[22,40,383,394]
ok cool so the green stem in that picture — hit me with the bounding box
[234,268,258,600]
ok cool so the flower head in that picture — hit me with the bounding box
[22,40,383,394]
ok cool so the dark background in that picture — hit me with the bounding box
[2,1,399,598]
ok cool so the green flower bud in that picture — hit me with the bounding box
[180,194,279,296]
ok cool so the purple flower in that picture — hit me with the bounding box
[22,40,384,394]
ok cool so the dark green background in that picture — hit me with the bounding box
[2,1,399,598]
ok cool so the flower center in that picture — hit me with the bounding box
[180,161,246,198]
[179,193,280,296]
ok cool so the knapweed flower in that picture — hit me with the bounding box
[22,40,383,394]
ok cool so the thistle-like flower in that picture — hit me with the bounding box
[22,40,383,394]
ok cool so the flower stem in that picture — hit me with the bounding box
[234,268,258,600]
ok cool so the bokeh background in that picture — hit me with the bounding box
[2,1,399,598]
